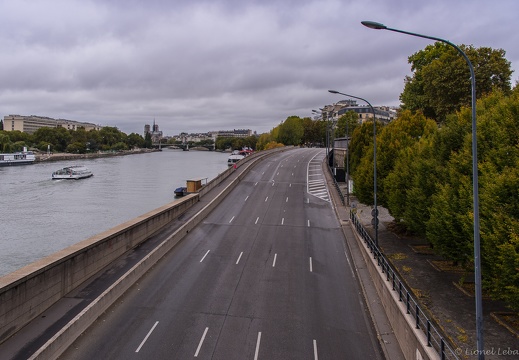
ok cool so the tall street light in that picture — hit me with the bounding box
[329,90,378,248]
[361,20,484,358]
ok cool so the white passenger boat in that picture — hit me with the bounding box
[227,148,253,166]
[0,149,36,166]
[52,166,93,180]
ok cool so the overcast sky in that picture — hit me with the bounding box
[1,0,518,136]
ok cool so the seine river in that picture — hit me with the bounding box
[0,149,230,277]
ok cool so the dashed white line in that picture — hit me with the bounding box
[265,196,268,202]
[313,339,319,360]
[255,217,259,224]
[200,250,210,263]
[194,327,209,357]
[254,332,262,360]
[236,252,243,264]
[281,218,284,225]
[309,257,313,272]
[307,220,310,227]
[272,253,277,267]
[286,197,289,202]
[245,195,249,202]
[229,216,235,223]
[135,321,159,353]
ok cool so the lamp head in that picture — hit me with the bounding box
[328,90,339,94]
[361,21,387,30]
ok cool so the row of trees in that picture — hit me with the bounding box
[255,111,360,151]
[0,125,149,153]
[347,43,518,309]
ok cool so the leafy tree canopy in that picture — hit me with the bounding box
[400,42,513,122]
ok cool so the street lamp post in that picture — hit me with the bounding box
[361,20,484,358]
[329,90,378,248]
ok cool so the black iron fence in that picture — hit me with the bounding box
[350,213,460,360]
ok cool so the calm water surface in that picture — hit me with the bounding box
[0,149,229,276]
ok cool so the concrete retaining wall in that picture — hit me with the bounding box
[0,146,289,358]
[29,147,279,359]
[351,229,439,360]
[0,194,199,344]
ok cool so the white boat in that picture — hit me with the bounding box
[227,148,253,166]
[227,153,245,166]
[0,149,36,166]
[52,165,93,180]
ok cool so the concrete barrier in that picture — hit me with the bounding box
[28,147,283,359]
[0,146,289,358]
[349,226,439,360]
[0,194,199,344]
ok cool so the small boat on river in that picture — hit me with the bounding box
[52,165,93,180]
[174,186,188,197]
[0,149,36,166]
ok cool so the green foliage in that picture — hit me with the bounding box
[335,111,359,138]
[400,42,512,122]
[276,116,305,146]
[349,85,519,309]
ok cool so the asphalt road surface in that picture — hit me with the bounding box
[60,148,384,360]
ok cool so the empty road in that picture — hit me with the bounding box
[60,148,383,360]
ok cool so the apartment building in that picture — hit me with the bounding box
[3,115,102,134]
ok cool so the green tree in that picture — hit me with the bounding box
[127,133,145,149]
[400,42,512,122]
[144,132,152,148]
[32,127,72,152]
[277,116,304,146]
[335,111,359,139]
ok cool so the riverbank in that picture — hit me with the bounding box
[35,148,161,162]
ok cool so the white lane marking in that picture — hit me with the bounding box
[255,217,259,224]
[309,257,313,272]
[265,196,268,202]
[277,172,279,175]
[236,252,243,265]
[272,181,275,187]
[194,327,209,357]
[313,339,318,360]
[307,198,310,204]
[135,321,159,353]
[200,250,210,262]
[272,253,277,267]
[255,182,258,186]
[292,173,294,176]
[307,220,310,227]
[229,216,235,223]
[281,218,284,225]
[289,183,292,187]
[245,195,249,202]
[254,332,262,360]
[286,197,288,202]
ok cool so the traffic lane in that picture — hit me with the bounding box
[60,219,260,359]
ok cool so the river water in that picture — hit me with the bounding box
[0,149,230,277]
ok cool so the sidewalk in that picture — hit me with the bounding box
[329,179,519,359]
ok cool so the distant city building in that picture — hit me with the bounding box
[3,114,102,134]
[144,120,163,143]
[215,129,253,138]
[321,100,397,123]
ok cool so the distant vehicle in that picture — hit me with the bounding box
[52,166,93,180]
[0,149,36,166]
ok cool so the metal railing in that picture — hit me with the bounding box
[350,213,460,360]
